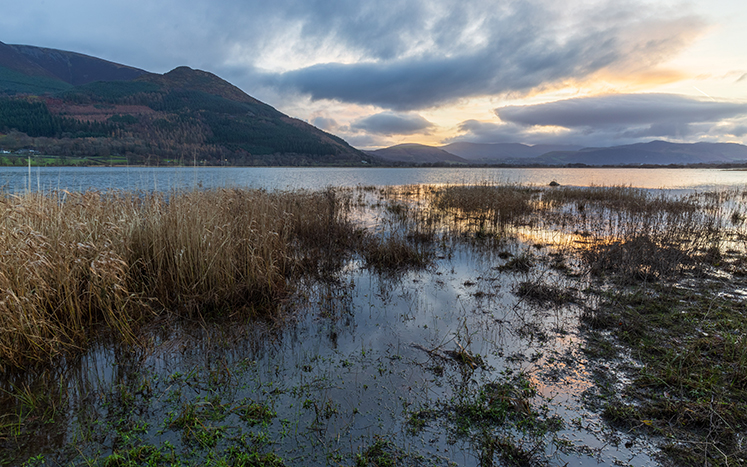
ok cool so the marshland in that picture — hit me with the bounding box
[1,178,746,466]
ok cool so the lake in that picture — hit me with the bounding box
[1,166,745,193]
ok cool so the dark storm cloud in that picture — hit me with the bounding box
[268,2,705,110]
[351,112,435,135]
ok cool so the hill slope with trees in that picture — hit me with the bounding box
[0,42,369,166]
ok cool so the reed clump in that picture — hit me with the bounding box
[361,233,432,272]
[0,188,352,371]
[434,184,535,231]
[541,185,697,215]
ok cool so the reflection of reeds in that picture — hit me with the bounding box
[0,188,353,371]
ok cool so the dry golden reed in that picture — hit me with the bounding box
[0,188,349,371]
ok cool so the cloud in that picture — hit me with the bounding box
[451,93,747,146]
[451,120,535,144]
[337,133,390,150]
[496,93,747,128]
[351,112,435,136]
[448,119,585,145]
[311,116,339,131]
[729,125,747,137]
[267,1,706,110]
[1,0,708,112]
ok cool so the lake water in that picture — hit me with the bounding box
[1,166,745,193]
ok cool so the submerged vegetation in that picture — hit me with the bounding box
[1,182,746,466]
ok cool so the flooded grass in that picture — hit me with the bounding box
[1,182,746,466]
[584,286,747,466]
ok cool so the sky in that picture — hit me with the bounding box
[2,0,746,149]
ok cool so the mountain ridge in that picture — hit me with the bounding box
[442,142,584,161]
[7,43,151,86]
[533,140,747,165]
[367,140,747,166]
[2,42,746,167]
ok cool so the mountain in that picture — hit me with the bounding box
[366,143,467,164]
[442,142,583,161]
[0,42,368,166]
[534,141,747,166]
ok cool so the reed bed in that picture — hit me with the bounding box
[0,188,353,372]
[540,184,697,215]
[379,183,742,283]
[3,183,743,372]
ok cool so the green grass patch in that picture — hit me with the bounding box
[584,285,747,466]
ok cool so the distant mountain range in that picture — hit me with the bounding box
[368,141,747,166]
[442,142,584,161]
[0,41,368,166]
[533,141,747,166]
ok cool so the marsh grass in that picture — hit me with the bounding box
[382,183,736,286]
[408,371,564,467]
[360,232,433,272]
[498,251,535,272]
[355,437,417,467]
[435,184,535,233]
[515,280,576,305]
[0,188,356,372]
[376,183,747,465]
[584,286,747,466]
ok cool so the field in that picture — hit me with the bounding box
[0,154,132,167]
[1,183,746,466]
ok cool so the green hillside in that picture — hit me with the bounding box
[0,66,71,95]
